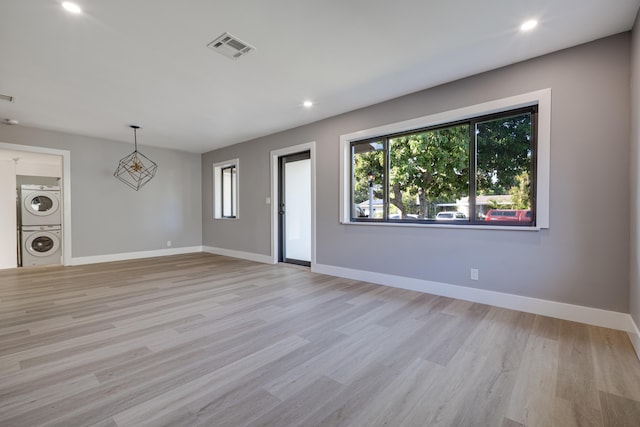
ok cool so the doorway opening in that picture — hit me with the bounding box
[0,143,72,269]
[278,151,311,266]
[270,142,316,267]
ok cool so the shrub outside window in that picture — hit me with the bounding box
[350,106,537,226]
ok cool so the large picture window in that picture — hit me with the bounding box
[349,106,537,226]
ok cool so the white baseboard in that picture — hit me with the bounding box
[202,246,274,264]
[629,317,640,361]
[70,246,204,266]
[312,263,634,334]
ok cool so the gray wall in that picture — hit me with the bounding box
[631,17,640,330]
[0,126,202,258]
[203,33,631,313]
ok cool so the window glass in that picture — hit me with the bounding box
[352,140,385,219]
[475,112,533,223]
[213,159,238,220]
[348,106,537,226]
[221,165,236,218]
[389,124,469,220]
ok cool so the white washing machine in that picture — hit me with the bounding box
[21,225,62,267]
[20,185,61,226]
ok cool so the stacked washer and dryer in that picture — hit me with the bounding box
[18,185,62,267]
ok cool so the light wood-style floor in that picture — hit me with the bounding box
[1,253,639,427]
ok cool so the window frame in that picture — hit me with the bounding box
[213,158,239,220]
[220,164,237,218]
[339,89,551,230]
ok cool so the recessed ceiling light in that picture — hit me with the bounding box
[62,2,82,14]
[520,19,538,32]
[303,100,313,108]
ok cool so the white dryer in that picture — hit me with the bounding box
[21,225,62,267]
[20,185,61,226]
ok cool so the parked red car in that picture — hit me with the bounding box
[484,209,532,223]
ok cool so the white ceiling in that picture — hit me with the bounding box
[0,149,61,165]
[0,0,638,154]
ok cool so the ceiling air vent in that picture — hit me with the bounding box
[0,93,14,103]
[207,32,255,60]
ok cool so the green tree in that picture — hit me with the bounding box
[509,171,531,209]
[389,125,469,218]
[476,112,532,195]
[354,125,469,218]
[351,145,385,217]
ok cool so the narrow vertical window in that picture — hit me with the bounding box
[475,110,534,224]
[351,140,385,219]
[221,165,236,218]
[213,159,239,219]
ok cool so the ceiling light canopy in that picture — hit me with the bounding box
[62,2,82,14]
[520,19,538,31]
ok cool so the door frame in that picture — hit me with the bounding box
[270,141,316,266]
[0,142,72,266]
[278,150,311,266]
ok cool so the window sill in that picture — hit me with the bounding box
[341,220,540,231]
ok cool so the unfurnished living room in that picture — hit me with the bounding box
[1,1,640,426]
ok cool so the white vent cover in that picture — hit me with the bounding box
[207,32,255,60]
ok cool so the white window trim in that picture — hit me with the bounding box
[213,158,239,220]
[339,89,551,230]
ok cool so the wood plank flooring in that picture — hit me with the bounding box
[0,252,639,427]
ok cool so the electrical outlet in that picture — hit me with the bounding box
[166,240,172,247]
[470,268,479,281]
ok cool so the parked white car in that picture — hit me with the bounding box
[389,214,419,219]
[435,211,467,220]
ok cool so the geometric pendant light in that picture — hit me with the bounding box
[114,125,158,191]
